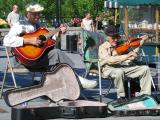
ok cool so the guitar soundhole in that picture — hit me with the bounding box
[38,35,47,47]
[39,35,46,41]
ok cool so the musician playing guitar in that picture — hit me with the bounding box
[3,3,97,89]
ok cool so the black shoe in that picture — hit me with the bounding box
[117,97,128,104]
[110,97,128,108]
[32,80,41,86]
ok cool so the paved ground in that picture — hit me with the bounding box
[0,46,160,120]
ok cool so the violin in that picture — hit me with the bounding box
[115,35,147,55]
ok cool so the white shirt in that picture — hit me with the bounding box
[82,18,93,31]
[3,19,56,47]
[7,11,19,26]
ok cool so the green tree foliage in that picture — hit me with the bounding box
[0,0,53,18]
[76,0,95,17]
[61,0,105,21]
[0,0,109,27]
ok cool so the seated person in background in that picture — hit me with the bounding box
[3,3,97,89]
[98,25,152,101]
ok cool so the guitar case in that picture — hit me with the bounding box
[108,95,160,116]
[3,64,107,120]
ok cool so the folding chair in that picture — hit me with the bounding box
[0,46,46,98]
[139,48,156,92]
[82,30,113,102]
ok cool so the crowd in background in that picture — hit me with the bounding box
[70,13,103,31]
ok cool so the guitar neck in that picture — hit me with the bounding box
[45,23,69,39]
[44,27,61,39]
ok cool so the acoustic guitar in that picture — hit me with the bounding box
[12,27,62,65]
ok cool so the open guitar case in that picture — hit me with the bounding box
[3,63,107,120]
[108,94,160,116]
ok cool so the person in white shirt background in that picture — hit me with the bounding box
[7,4,20,27]
[81,12,94,32]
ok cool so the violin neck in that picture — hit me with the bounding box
[129,38,142,43]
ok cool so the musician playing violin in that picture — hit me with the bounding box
[3,3,97,89]
[99,25,152,101]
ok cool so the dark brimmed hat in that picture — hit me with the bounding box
[104,25,120,39]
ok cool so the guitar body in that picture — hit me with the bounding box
[12,27,55,65]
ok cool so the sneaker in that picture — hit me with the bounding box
[78,76,97,89]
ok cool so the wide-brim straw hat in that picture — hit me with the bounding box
[26,3,44,12]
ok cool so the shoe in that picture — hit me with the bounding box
[117,97,128,104]
[32,80,41,86]
[111,97,128,108]
[78,76,97,89]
